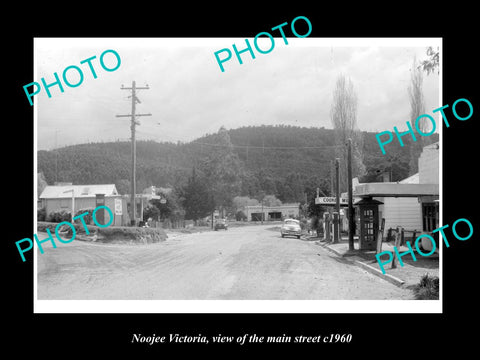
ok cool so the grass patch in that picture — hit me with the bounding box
[412,274,439,300]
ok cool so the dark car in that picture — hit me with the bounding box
[214,219,228,231]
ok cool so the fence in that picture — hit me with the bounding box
[147,219,191,229]
[386,227,421,245]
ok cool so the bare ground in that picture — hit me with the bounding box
[37,225,414,300]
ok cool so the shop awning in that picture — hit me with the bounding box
[353,182,439,198]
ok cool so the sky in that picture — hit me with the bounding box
[35,38,441,150]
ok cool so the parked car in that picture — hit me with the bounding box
[281,218,302,239]
[214,219,228,231]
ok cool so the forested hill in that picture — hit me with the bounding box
[37,125,437,203]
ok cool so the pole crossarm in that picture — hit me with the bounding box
[120,86,150,90]
[115,113,152,117]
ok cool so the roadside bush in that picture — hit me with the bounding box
[235,210,247,221]
[47,210,71,223]
[98,227,167,244]
[37,221,97,234]
[74,208,95,225]
[300,218,308,230]
[413,274,439,300]
[36,221,167,244]
[37,207,47,221]
[143,204,160,222]
[197,219,210,227]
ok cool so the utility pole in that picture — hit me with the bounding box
[347,138,354,251]
[261,198,264,224]
[303,192,308,219]
[262,136,266,168]
[54,130,58,184]
[333,158,340,243]
[116,81,151,226]
[260,190,265,224]
[330,160,334,196]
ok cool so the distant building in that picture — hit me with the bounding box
[244,203,300,221]
[143,185,172,196]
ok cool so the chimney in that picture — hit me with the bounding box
[382,171,391,182]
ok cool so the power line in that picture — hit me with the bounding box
[189,141,342,150]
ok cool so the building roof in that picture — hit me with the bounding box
[355,198,384,205]
[245,203,300,210]
[142,185,173,195]
[353,182,438,198]
[399,173,419,184]
[39,184,119,199]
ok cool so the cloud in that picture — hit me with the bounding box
[36,38,440,150]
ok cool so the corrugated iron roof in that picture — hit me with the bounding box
[39,184,118,199]
[399,173,419,184]
[353,182,438,198]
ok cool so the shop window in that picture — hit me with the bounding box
[422,203,437,232]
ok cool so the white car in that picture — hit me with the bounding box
[281,218,302,239]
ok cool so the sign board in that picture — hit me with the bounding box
[114,198,122,215]
[95,194,105,225]
[315,197,348,205]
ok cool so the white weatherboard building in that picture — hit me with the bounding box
[351,141,439,238]
[379,173,423,233]
[38,184,129,226]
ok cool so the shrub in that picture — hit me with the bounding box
[300,218,308,230]
[74,208,95,225]
[197,219,210,226]
[413,274,439,300]
[37,221,97,234]
[143,204,160,222]
[96,226,167,244]
[37,207,47,221]
[235,210,247,221]
[47,210,71,223]
[36,221,167,244]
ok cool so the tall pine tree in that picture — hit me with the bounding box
[330,74,366,192]
[199,126,245,216]
[180,167,214,222]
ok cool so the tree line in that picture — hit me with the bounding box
[37,124,436,223]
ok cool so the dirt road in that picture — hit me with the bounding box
[37,225,413,300]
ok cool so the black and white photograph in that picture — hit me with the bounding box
[6,7,479,356]
[33,37,441,312]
